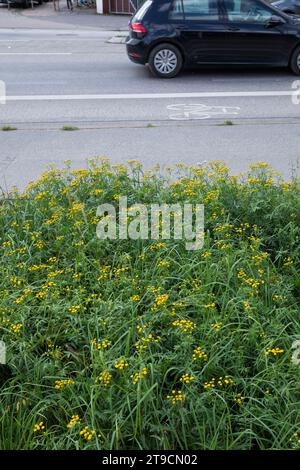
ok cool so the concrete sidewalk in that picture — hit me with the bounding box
[0,3,129,31]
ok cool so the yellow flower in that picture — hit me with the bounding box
[193,346,208,362]
[211,321,223,331]
[135,333,160,352]
[158,260,170,268]
[68,305,81,314]
[265,347,284,356]
[180,373,195,385]
[91,338,111,350]
[114,358,129,370]
[33,421,45,433]
[130,368,148,385]
[80,426,95,441]
[234,394,246,405]
[130,294,141,302]
[283,256,293,267]
[172,318,196,334]
[154,294,169,306]
[203,375,234,390]
[96,371,112,386]
[67,415,81,429]
[10,323,23,334]
[166,390,184,405]
[204,302,216,309]
[55,379,75,390]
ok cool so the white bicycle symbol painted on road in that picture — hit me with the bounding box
[167,103,240,120]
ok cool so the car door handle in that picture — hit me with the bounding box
[227,26,240,31]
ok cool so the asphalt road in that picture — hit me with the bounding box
[0,29,300,190]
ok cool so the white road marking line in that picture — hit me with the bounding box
[0,53,72,56]
[4,91,294,101]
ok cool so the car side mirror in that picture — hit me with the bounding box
[266,15,286,28]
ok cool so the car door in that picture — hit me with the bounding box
[219,0,290,64]
[169,0,229,64]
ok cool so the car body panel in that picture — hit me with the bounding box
[126,0,300,70]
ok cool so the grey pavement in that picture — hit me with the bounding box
[0,3,129,30]
[0,31,299,190]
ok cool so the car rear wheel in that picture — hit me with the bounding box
[290,46,300,75]
[148,44,183,79]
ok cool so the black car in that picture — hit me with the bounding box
[272,0,300,15]
[126,0,300,77]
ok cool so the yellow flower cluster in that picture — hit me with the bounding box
[237,270,264,291]
[166,390,184,405]
[69,203,85,216]
[172,318,196,334]
[204,302,216,309]
[28,264,50,272]
[48,269,64,278]
[265,347,284,356]
[91,338,111,350]
[130,294,141,302]
[68,305,81,314]
[180,373,194,385]
[193,346,208,362]
[55,379,75,390]
[283,256,293,267]
[10,323,23,334]
[67,415,81,429]
[10,276,23,287]
[152,294,169,310]
[251,252,268,265]
[150,242,166,250]
[290,432,300,448]
[203,375,234,390]
[211,321,222,331]
[234,394,246,405]
[97,265,111,281]
[33,421,45,433]
[243,300,251,310]
[97,371,112,386]
[135,333,160,352]
[80,426,95,441]
[130,368,148,385]
[158,260,170,268]
[114,358,129,370]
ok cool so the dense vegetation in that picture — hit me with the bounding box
[0,159,299,449]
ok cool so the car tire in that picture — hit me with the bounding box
[148,44,183,79]
[290,46,300,75]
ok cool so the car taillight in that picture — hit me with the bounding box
[129,22,148,34]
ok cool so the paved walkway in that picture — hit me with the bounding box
[0,3,129,30]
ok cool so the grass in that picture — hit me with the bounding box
[0,159,299,450]
[61,125,79,131]
[219,120,234,126]
[1,125,17,131]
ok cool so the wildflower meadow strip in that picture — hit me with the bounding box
[0,159,299,450]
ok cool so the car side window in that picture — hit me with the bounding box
[184,0,219,20]
[169,0,185,19]
[223,0,273,23]
[169,0,219,21]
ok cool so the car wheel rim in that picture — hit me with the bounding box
[297,54,300,70]
[154,49,178,74]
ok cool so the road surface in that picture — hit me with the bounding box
[0,28,299,190]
